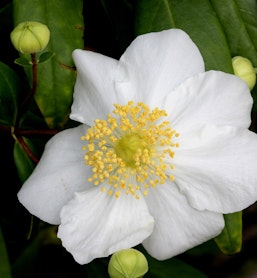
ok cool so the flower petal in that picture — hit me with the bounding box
[115,29,204,107]
[163,71,252,132]
[70,50,118,126]
[142,183,224,260]
[173,125,257,213]
[57,188,154,264]
[17,125,90,225]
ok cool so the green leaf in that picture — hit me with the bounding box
[12,226,61,277]
[14,57,31,66]
[13,138,37,183]
[236,0,257,56]
[38,51,55,64]
[87,259,109,278]
[210,0,257,110]
[18,97,49,130]
[13,0,84,129]
[0,226,12,278]
[135,0,233,72]
[144,254,208,278]
[0,61,20,126]
[211,0,257,66]
[132,245,208,278]
[214,211,242,255]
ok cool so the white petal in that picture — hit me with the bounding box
[164,71,252,132]
[142,183,224,260]
[173,125,257,213]
[57,188,154,264]
[70,50,119,126]
[115,29,204,107]
[17,125,90,225]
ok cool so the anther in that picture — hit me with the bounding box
[82,101,179,200]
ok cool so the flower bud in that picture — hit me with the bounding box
[232,56,256,90]
[10,21,50,54]
[108,249,148,278]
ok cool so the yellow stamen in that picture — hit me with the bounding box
[81,101,179,199]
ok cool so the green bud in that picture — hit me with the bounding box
[10,21,50,54]
[232,56,256,90]
[108,249,148,278]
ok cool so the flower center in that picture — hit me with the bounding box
[114,132,147,168]
[81,101,179,199]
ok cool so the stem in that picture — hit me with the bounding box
[16,136,39,164]
[0,125,59,137]
[16,129,59,136]
[21,52,38,109]
[13,53,40,163]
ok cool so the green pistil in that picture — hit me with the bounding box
[115,132,145,168]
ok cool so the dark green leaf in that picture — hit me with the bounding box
[38,51,55,64]
[134,246,208,278]
[13,0,84,129]
[0,61,20,126]
[18,97,49,130]
[236,0,257,56]
[87,258,109,278]
[12,226,61,277]
[0,226,12,278]
[14,57,31,67]
[13,138,37,183]
[145,255,208,278]
[211,0,257,66]
[214,211,242,255]
[210,0,257,110]
[135,0,233,72]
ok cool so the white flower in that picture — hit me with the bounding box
[18,29,257,265]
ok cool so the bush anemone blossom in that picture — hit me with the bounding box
[18,29,257,265]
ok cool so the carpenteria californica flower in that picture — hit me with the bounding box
[18,29,257,265]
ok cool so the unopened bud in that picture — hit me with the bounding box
[10,21,50,54]
[108,249,148,278]
[232,56,256,90]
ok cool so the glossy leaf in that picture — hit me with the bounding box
[211,0,257,66]
[210,0,257,110]
[236,0,257,56]
[13,137,37,183]
[0,61,20,126]
[12,0,84,129]
[214,212,242,255]
[38,51,55,64]
[135,0,233,72]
